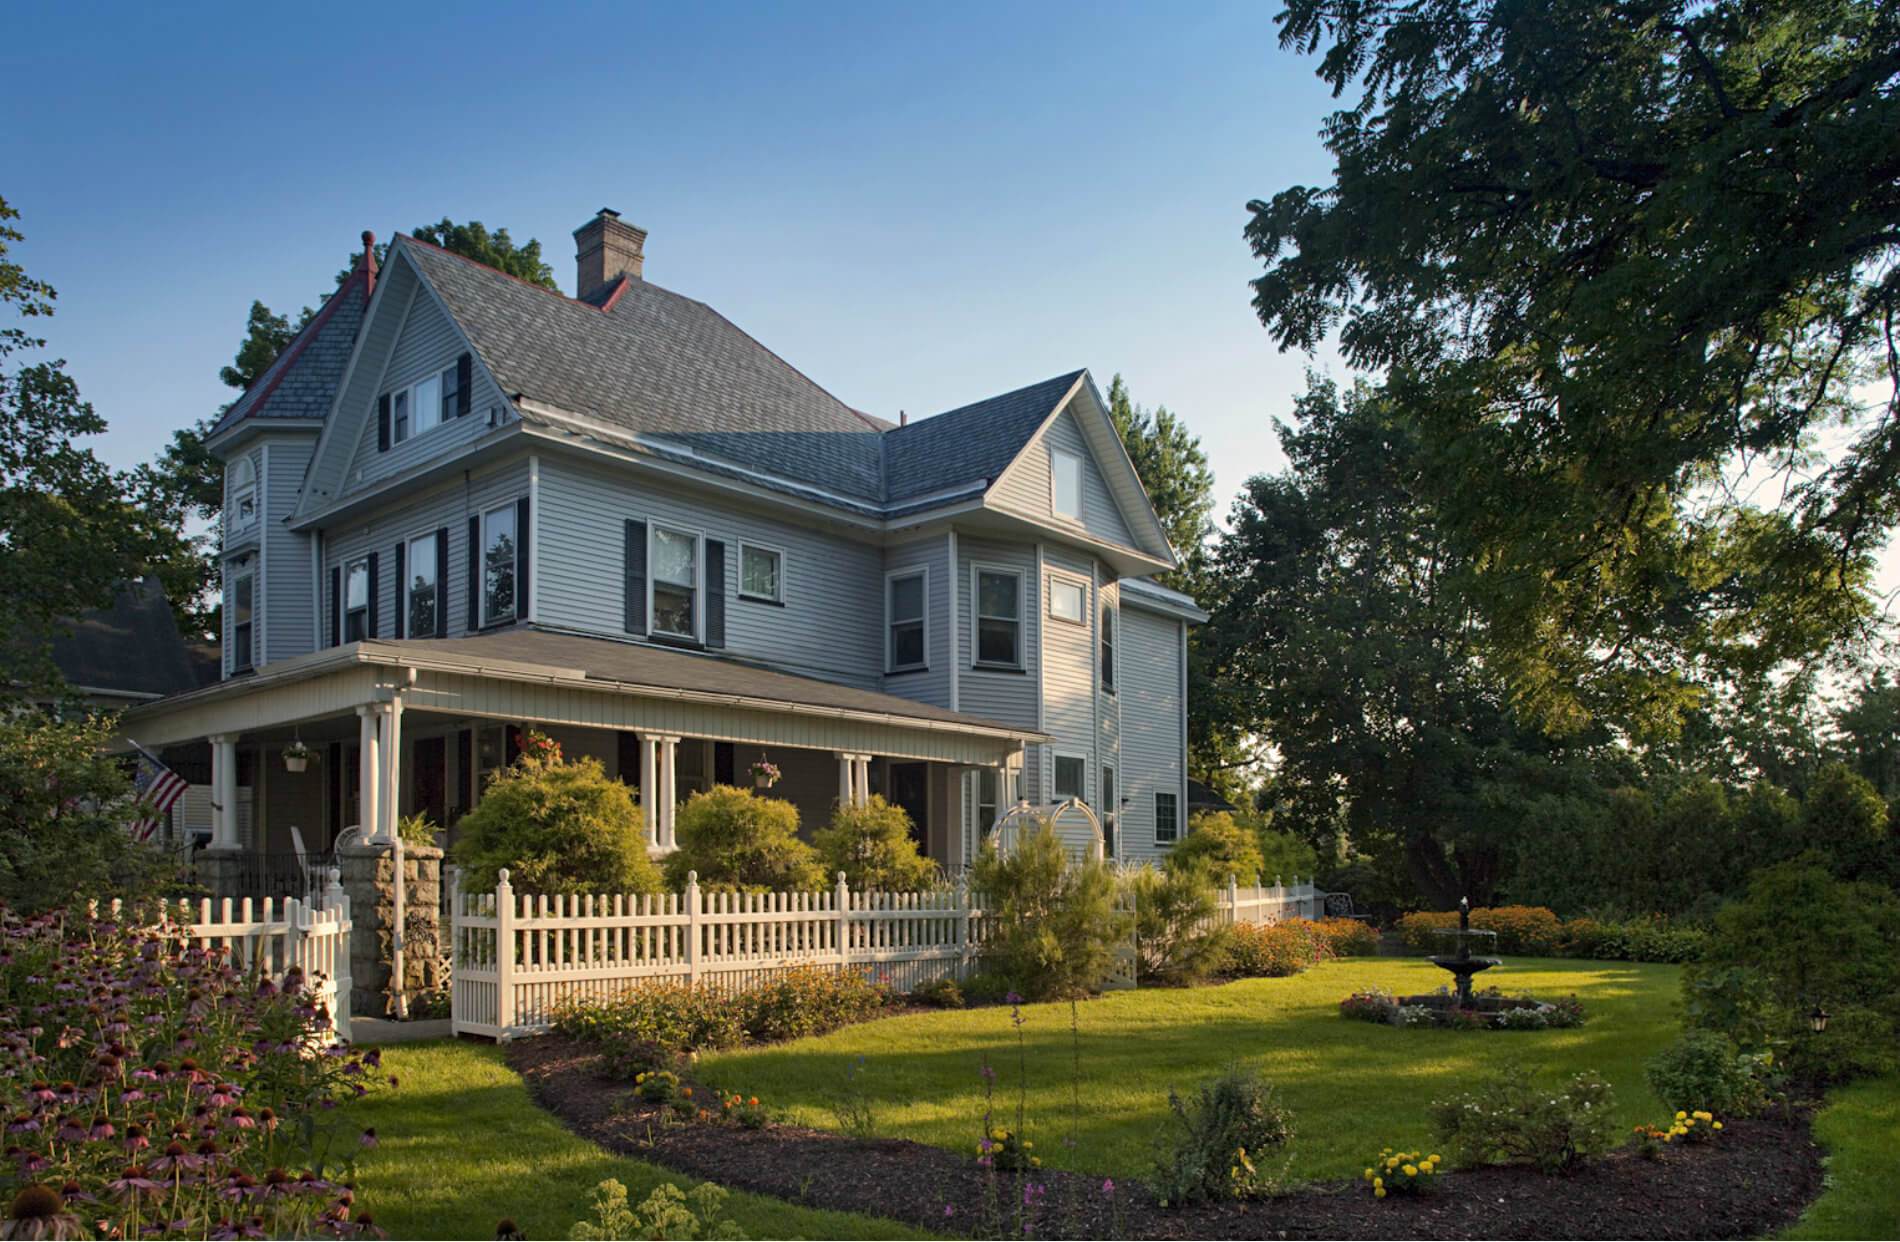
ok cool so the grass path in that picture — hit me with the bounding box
[1779,1074,1900,1240]
[700,957,1684,1183]
[346,1041,938,1241]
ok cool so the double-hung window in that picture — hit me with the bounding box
[974,569,1021,668]
[407,533,439,638]
[651,526,699,639]
[1048,576,1085,625]
[232,571,254,671]
[1051,448,1082,520]
[1100,603,1116,692]
[227,458,257,536]
[343,558,370,642]
[887,570,926,672]
[1101,765,1117,856]
[976,769,1000,842]
[386,364,460,445]
[482,504,517,626]
[738,542,782,604]
[1155,791,1180,844]
[1053,754,1086,802]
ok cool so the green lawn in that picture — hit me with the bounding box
[1780,1074,1900,1240]
[345,1041,938,1241]
[700,956,1684,1183]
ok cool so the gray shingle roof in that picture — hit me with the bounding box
[402,239,890,501]
[209,259,371,438]
[43,578,219,698]
[881,370,1084,503]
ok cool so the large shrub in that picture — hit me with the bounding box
[452,732,661,895]
[1124,862,1230,984]
[664,785,824,892]
[550,982,744,1054]
[1429,1065,1619,1174]
[735,966,888,1042]
[1396,905,1561,955]
[1314,915,1379,956]
[548,968,889,1059]
[1153,1068,1294,1205]
[812,795,936,891]
[1800,763,1891,884]
[1223,919,1333,977]
[1645,1030,1768,1115]
[1557,916,1708,964]
[969,820,1130,1000]
[1684,859,1900,1083]
[0,712,177,911]
[0,908,385,1239]
[1170,812,1266,881]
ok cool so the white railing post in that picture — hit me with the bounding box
[495,869,516,1037]
[684,871,701,986]
[835,871,851,974]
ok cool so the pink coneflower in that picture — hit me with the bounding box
[88,1116,113,1141]
[106,1165,160,1196]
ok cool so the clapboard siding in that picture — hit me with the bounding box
[880,537,951,707]
[957,536,1039,733]
[1041,545,1097,804]
[1099,576,1121,826]
[323,459,530,645]
[534,456,884,688]
[262,436,318,665]
[1119,603,1184,863]
[340,278,504,494]
[992,409,1135,550]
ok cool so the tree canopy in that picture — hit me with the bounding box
[1251,0,1897,735]
[1105,374,1215,585]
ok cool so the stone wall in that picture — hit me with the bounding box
[338,840,445,1018]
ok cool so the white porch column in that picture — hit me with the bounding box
[640,733,660,849]
[837,751,854,808]
[854,755,871,808]
[378,695,404,843]
[656,735,680,851]
[209,734,240,849]
[356,705,381,840]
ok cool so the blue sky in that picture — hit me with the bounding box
[2,0,1346,522]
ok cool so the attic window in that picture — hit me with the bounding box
[227,457,257,535]
[1051,448,1081,520]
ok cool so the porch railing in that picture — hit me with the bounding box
[190,850,340,907]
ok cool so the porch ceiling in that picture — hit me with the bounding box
[117,628,1042,765]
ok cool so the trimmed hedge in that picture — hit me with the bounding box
[550,966,891,1058]
[1396,905,1706,963]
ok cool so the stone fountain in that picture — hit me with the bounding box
[1426,897,1501,1008]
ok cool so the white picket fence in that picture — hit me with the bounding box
[1218,875,1322,926]
[90,873,354,1043]
[451,867,1141,1040]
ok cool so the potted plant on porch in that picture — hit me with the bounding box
[749,759,781,791]
[282,740,315,773]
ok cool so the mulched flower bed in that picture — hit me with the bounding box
[507,1035,1824,1240]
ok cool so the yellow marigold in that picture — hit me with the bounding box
[1713,1121,1724,1131]
[1675,1111,1687,1120]
[1403,1165,1418,1177]
[1375,1188,1387,1199]
[1429,1153,1441,1163]
[1373,1177,1384,1189]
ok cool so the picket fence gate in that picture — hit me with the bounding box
[88,872,354,1042]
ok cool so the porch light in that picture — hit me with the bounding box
[1809,1005,1830,1034]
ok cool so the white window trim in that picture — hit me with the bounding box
[404,530,440,638]
[1047,571,1089,627]
[885,567,929,673]
[343,556,371,642]
[384,363,460,446]
[1155,790,1181,844]
[481,503,519,628]
[226,457,258,536]
[736,539,786,605]
[647,522,704,643]
[1052,751,1088,803]
[969,563,1025,671]
[1050,447,1083,522]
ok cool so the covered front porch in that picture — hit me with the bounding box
[118,630,1036,892]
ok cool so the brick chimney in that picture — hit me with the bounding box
[574,208,646,303]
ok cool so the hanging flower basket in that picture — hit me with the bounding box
[282,741,315,773]
[749,760,781,790]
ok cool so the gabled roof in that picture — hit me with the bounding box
[882,370,1085,504]
[400,237,889,501]
[208,249,374,441]
[43,578,219,698]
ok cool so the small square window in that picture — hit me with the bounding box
[1049,577,1086,624]
[739,544,782,603]
[1051,448,1082,520]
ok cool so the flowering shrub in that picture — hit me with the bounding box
[1495,1006,1550,1030]
[1153,1069,1293,1205]
[1223,919,1333,977]
[1364,1147,1441,1197]
[735,967,888,1043]
[1314,917,1379,957]
[551,983,743,1055]
[1339,987,1399,1023]
[1662,1109,1723,1144]
[0,907,386,1240]
[633,1070,682,1105]
[1632,1123,1671,1159]
[1429,1065,1619,1173]
[719,1092,767,1130]
[1396,906,1563,955]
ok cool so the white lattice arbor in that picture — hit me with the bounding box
[991,798,1106,862]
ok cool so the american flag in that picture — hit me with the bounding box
[128,742,189,842]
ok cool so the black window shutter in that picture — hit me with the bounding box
[456,353,473,416]
[393,541,406,639]
[617,732,642,791]
[705,538,727,648]
[714,741,735,786]
[329,567,341,647]
[515,496,531,620]
[624,519,647,634]
[434,527,449,637]
[376,394,391,452]
[466,515,480,630]
[366,551,379,637]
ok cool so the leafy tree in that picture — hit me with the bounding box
[812,794,937,891]
[1834,669,1900,800]
[1105,374,1214,584]
[0,197,186,683]
[664,786,823,892]
[409,219,556,289]
[1168,810,1266,882]
[1252,0,1895,734]
[1800,762,1893,885]
[450,736,661,896]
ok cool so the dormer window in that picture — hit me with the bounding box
[1051,448,1082,521]
[227,457,257,535]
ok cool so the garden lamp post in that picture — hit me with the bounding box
[1809,1005,1830,1034]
